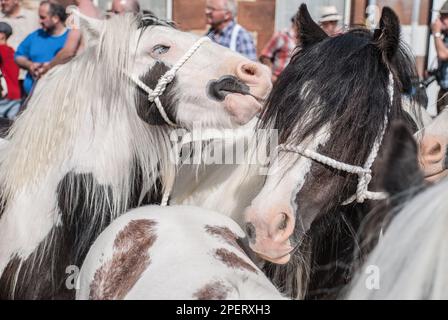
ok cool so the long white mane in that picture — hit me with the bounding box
[0,15,173,276]
[345,177,448,299]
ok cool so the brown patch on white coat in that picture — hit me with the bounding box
[214,248,258,274]
[89,219,157,300]
[205,225,245,254]
[193,280,233,300]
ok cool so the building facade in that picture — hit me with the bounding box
[26,0,435,79]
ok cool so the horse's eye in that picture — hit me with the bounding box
[152,44,170,55]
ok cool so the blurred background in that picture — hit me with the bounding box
[18,0,443,114]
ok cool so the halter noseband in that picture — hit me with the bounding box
[278,72,394,205]
[130,37,210,127]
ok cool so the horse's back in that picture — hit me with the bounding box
[77,205,283,300]
[345,177,448,299]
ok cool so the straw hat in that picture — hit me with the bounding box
[318,6,342,23]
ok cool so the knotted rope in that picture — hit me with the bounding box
[129,37,210,127]
[278,72,394,205]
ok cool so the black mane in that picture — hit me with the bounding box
[261,26,409,147]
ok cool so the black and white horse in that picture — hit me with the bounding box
[0,12,271,299]
[243,5,424,299]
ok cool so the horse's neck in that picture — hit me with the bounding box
[170,120,263,226]
[0,113,168,277]
[302,203,367,300]
[171,163,263,225]
[402,96,433,130]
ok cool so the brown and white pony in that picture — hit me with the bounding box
[76,205,285,300]
[0,12,271,299]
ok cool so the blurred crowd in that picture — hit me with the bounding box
[0,0,141,120]
[0,0,344,120]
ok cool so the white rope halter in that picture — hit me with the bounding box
[129,37,210,127]
[278,72,395,205]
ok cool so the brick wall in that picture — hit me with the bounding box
[173,0,276,56]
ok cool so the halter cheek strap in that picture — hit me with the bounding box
[130,37,210,127]
[278,72,394,205]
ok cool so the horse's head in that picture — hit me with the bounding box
[243,5,420,264]
[78,13,271,129]
[418,109,448,182]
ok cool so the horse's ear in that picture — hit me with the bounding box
[373,7,401,63]
[68,6,104,46]
[295,4,328,48]
[378,121,424,202]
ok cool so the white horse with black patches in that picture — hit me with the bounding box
[76,205,285,300]
[345,176,448,299]
[0,12,271,299]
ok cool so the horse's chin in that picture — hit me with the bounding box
[223,93,262,126]
[249,243,293,265]
[260,253,291,265]
[424,169,448,183]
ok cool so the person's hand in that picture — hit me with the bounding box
[432,18,444,34]
[36,62,51,78]
[28,62,42,79]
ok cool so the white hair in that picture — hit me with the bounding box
[0,14,175,293]
[345,177,448,299]
[224,0,237,18]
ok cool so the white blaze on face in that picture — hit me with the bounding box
[244,125,331,264]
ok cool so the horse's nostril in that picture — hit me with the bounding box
[428,142,442,156]
[245,222,256,243]
[244,66,256,76]
[278,213,288,231]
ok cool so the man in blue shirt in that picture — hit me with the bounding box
[15,1,69,95]
[205,0,256,61]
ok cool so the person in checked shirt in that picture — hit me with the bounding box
[205,0,256,61]
[260,16,299,83]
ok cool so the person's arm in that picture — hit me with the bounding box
[259,33,280,80]
[37,30,81,77]
[48,30,81,68]
[259,34,277,64]
[15,56,41,79]
[15,55,32,70]
[432,18,448,61]
[14,34,41,78]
